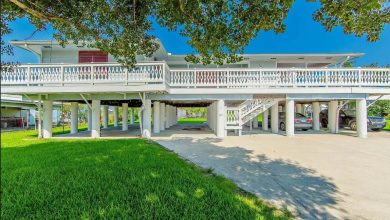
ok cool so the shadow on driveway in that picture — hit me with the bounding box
[156,136,349,219]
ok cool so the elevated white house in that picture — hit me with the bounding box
[1,40,389,138]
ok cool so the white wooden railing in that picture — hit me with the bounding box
[168,68,390,88]
[1,64,389,90]
[1,62,167,86]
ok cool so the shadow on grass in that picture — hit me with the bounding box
[1,138,293,219]
[156,137,348,220]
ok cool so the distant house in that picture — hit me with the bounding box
[1,39,389,138]
[1,94,60,130]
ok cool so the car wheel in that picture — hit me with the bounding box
[302,129,308,131]
[350,121,357,131]
[280,122,286,131]
[371,128,380,132]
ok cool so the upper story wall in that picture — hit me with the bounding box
[41,50,118,63]
[12,40,360,68]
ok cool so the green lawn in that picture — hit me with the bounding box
[178,117,207,124]
[1,128,292,219]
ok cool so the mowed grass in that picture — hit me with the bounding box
[1,128,293,219]
[384,119,390,131]
[178,117,207,124]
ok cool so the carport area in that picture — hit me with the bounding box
[154,131,390,220]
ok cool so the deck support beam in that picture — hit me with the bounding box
[160,103,165,131]
[91,100,101,138]
[130,108,134,125]
[328,101,338,134]
[122,103,128,131]
[271,102,279,134]
[356,99,368,138]
[113,106,118,127]
[153,101,160,133]
[42,100,53,138]
[216,100,225,138]
[296,104,303,114]
[87,106,92,131]
[142,99,152,138]
[102,105,108,129]
[262,109,269,131]
[312,102,320,131]
[71,102,78,134]
[286,99,295,137]
[252,116,258,128]
[165,105,170,129]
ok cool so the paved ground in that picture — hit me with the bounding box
[152,124,390,220]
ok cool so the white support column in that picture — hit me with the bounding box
[91,100,101,138]
[37,100,42,138]
[312,102,320,131]
[262,109,269,131]
[252,116,258,128]
[42,100,53,138]
[356,99,368,138]
[286,99,295,137]
[153,101,160,133]
[160,103,165,131]
[88,106,92,131]
[328,101,338,134]
[122,103,128,131]
[169,105,173,127]
[102,105,108,129]
[130,108,134,125]
[216,100,225,138]
[143,99,152,138]
[296,104,303,114]
[271,102,279,134]
[70,102,78,134]
[174,107,177,125]
[113,106,119,127]
[165,105,170,129]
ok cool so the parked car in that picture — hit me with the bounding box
[319,109,387,131]
[268,112,313,131]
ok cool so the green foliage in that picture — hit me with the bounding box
[1,130,293,219]
[368,100,390,118]
[180,107,207,117]
[2,0,389,67]
[313,0,390,42]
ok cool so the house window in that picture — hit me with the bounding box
[78,51,108,63]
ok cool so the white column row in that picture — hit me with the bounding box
[39,98,368,139]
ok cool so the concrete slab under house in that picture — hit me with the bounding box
[1,39,389,139]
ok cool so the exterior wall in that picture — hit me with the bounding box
[249,60,277,68]
[42,50,118,63]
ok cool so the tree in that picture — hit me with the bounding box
[369,100,390,118]
[1,0,389,67]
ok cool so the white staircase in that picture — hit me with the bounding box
[225,98,281,132]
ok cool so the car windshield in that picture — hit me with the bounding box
[295,113,306,118]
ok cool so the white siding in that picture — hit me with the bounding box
[249,60,277,68]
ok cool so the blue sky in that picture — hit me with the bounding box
[3,0,389,66]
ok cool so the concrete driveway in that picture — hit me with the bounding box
[154,125,390,219]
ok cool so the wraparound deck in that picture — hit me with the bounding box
[1,62,389,94]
